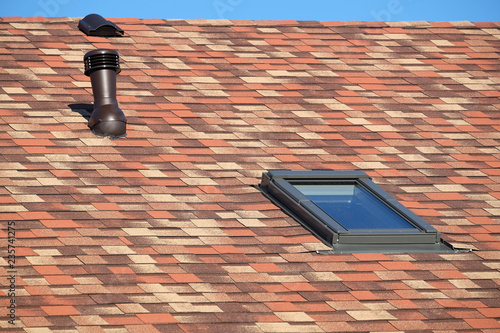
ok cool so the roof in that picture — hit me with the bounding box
[1,16,500,332]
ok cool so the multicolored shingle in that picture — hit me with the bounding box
[1,16,500,332]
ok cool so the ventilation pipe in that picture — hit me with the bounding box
[84,49,126,138]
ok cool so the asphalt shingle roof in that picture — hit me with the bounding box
[1,16,500,332]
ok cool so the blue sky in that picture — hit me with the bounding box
[1,0,499,21]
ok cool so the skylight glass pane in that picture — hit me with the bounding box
[294,184,416,230]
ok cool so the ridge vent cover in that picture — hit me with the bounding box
[78,14,124,37]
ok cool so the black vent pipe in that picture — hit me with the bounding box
[84,49,126,137]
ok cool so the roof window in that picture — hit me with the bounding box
[259,170,469,254]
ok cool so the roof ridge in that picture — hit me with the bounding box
[3,16,498,29]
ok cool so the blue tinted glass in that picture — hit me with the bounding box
[294,184,416,230]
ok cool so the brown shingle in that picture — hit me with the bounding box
[2,17,500,332]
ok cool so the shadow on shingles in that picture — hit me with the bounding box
[68,103,92,122]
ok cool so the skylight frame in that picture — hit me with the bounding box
[259,170,460,253]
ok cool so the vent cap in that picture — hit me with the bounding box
[84,49,121,76]
[78,14,124,37]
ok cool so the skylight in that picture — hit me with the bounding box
[259,170,466,254]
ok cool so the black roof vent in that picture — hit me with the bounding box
[78,14,124,37]
[84,49,126,138]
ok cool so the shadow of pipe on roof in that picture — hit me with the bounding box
[68,103,92,121]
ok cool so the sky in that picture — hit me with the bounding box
[1,0,499,22]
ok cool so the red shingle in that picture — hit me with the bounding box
[41,306,80,316]
[2,17,500,332]
[136,313,178,324]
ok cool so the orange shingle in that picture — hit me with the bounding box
[2,16,500,332]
